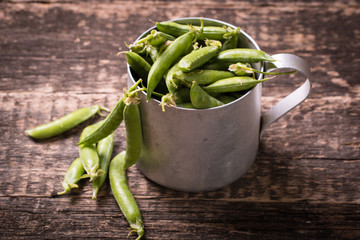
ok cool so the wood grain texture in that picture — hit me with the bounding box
[0,0,359,239]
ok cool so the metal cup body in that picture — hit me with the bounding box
[128,18,263,192]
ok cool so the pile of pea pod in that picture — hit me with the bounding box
[125,19,295,110]
[25,80,145,239]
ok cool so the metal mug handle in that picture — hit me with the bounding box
[260,53,312,137]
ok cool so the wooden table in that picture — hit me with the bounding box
[1,1,359,239]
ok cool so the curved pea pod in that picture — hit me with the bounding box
[190,81,224,109]
[123,96,142,170]
[57,157,85,195]
[79,122,104,182]
[109,151,145,240]
[92,132,114,200]
[175,69,235,85]
[25,105,108,139]
[217,48,275,63]
[147,31,196,101]
[156,21,229,40]
[136,29,175,47]
[178,45,220,72]
[78,80,142,146]
[203,76,269,94]
[126,51,152,81]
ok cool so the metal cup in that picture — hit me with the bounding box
[127,17,311,192]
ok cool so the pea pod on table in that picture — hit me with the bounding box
[79,121,104,182]
[92,132,114,200]
[57,157,85,195]
[109,151,145,240]
[25,105,108,139]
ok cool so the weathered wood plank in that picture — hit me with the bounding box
[0,196,359,239]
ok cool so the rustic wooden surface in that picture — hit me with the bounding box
[1,0,359,239]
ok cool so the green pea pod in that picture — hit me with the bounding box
[144,44,159,63]
[146,31,196,101]
[165,62,183,94]
[156,21,229,40]
[190,81,224,109]
[123,97,142,170]
[79,122,104,182]
[202,61,231,71]
[221,28,240,51]
[92,132,114,200]
[126,51,151,81]
[109,151,145,240]
[216,94,237,104]
[217,48,275,63]
[176,102,196,109]
[173,87,191,104]
[25,105,108,139]
[229,62,297,76]
[136,30,175,47]
[175,69,234,85]
[178,45,220,72]
[57,157,85,195]
[203,76,269,94]
[78,80,142,146]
